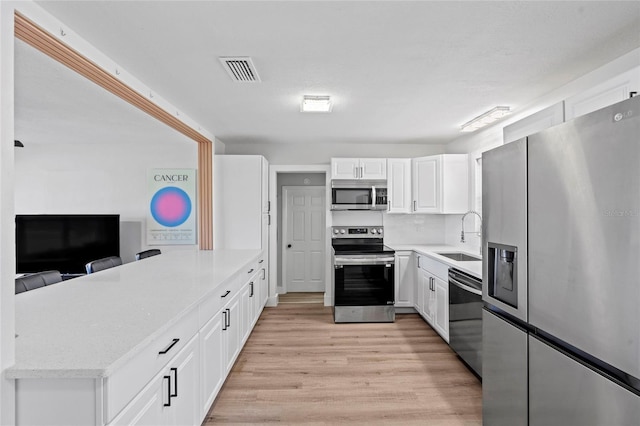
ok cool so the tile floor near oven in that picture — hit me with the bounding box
[204,302,482,425]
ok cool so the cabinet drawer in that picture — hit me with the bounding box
[103,307,199,424]
[418,255,449,281]
[198,276,241,328]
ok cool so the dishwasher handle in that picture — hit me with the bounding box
[449,276,482,296]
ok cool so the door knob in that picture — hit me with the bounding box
[287,244,292,248]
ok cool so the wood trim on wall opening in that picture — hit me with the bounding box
[14,11,213,249]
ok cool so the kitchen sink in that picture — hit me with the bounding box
[436,252,482,262]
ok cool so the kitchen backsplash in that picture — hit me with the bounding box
[330,211,477,250]
[331,211,383,226]
[382,213,446,245]
[444,214,482,255]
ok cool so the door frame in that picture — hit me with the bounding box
[281,185,326,295]
[268,165,331,307]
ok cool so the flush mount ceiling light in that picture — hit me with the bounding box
[301,95,333,113]
[460,106,511,132]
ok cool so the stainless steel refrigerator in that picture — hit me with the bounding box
[482,95,640,425]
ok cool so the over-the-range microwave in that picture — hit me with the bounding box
[331,180,388,211]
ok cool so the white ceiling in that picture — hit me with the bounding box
[16,1,640,147]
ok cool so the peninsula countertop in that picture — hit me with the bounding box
[8,249,261,379]
[388,244,482,279]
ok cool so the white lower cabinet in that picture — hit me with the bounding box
[223,296,241,374]
[415,254,449,343]
[199,313,224,420]
[13,252,270,426]
[433,275,449,340]
[109,334,200,426]
[394,251,415,307]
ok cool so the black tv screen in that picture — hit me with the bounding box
[16,214,120,274]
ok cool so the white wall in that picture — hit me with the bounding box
[226,142,445,165]
[214,137,225,154]
[14,140,198,262]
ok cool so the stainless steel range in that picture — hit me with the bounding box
[332,226,395,323]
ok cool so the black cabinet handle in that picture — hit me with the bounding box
[250,282,254,297]
[221,290,231,298]
[259,259,264,264]
[158,338,180,355]
[222,310,228,331]
[248,268,254,274]
[287,244,292,248]
[163,375,172,407]
[170,367,178,398]
[226,308,231,328]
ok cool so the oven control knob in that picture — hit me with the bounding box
[333,229,339,234]
[377,228,383,234]
[340,229,346,234]
[370,229,377,234]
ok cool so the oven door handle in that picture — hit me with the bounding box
[449,277,482,296]
[334,257,395,266]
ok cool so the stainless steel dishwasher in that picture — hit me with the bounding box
[448,268,483,377]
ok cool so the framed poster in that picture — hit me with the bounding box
[147,169,197,245]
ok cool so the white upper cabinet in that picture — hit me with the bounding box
[387,158,412,213]
[503,102,565,144]
[412,154,468,214]
[214,155,269,250]
[565,67,640,121]
[331,158,386,180]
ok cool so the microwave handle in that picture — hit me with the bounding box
[372,186,376,208]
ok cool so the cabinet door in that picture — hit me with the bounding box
[434,275,449,342]
[331,158,359,179]
[200,313,224,420]
[394,252,414,307]
[503,102,564,144]
[360,158,387,179]
[423,273,436,325]
[214,155,263,249]
[415,257,424,313]
[260,265,269,308]
[565,67,640,121]
[387,159,412,213]
[109,371,165,426]
[223,297,241,373]
[412,156,440,213]
[240,283,252,343]
[164,335,200,426]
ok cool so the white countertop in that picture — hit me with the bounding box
[388,244,482,279]
[8,249,261,379]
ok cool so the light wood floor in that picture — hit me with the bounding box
[204,305,482,425]
[278,292,324,304]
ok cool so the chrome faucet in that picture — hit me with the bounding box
[460,210,482,243]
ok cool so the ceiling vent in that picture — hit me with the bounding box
[219,57,261,82]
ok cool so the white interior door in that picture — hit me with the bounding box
[283,186,325,293]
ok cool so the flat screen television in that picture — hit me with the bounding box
[16,214,120,274]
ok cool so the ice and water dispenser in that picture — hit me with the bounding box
[487,243,518,308]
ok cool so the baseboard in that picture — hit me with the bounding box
[395,307,417,314]
[324,294,332,307]
[266,295,279,307]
